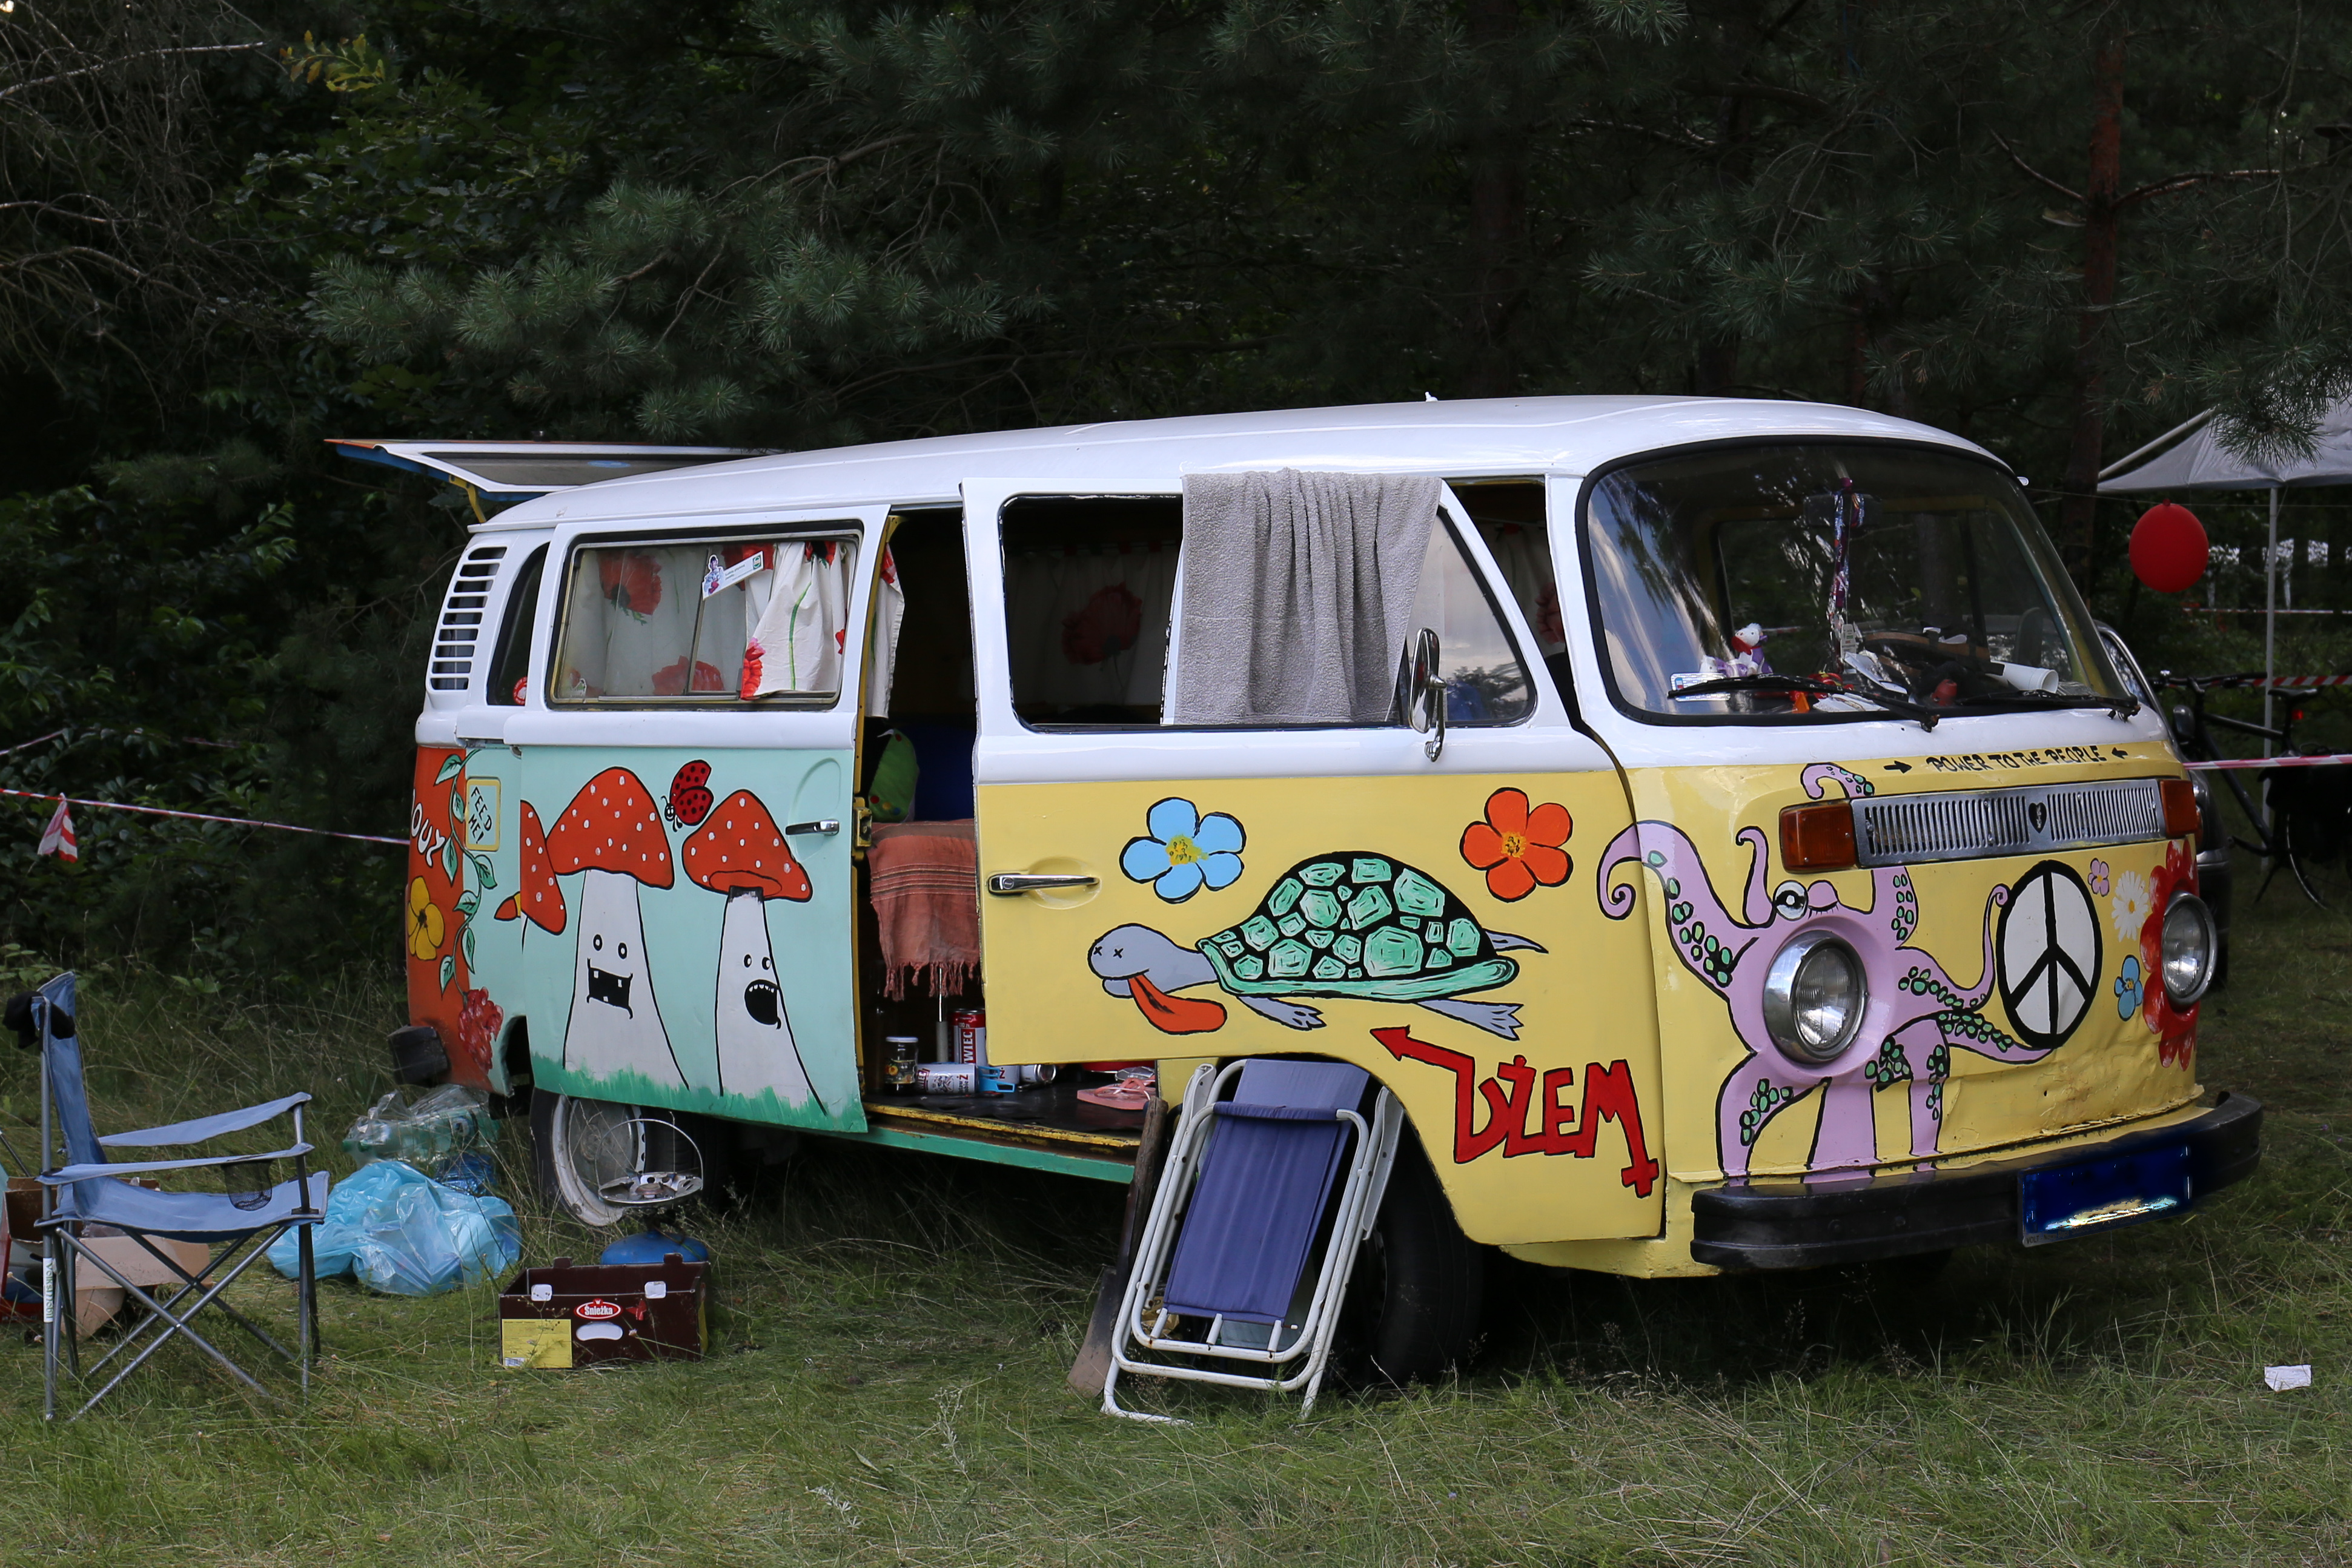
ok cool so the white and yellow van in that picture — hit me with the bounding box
[373,399,2259,1369]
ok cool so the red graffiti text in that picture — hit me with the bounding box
[1373,1027,1661,1197]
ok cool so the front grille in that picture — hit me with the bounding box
[1852,778,2165,867]
[428,545,507,692]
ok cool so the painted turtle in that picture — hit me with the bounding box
[1088,853,1543,1039]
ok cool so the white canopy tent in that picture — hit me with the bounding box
[2099,398,2352,744]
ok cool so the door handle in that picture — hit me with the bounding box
[784,819,841,836]
[986,872,1099,896]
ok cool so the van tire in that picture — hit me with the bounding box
[1336,1135,1485,1387]
[532,1093,743,1226]
[531,1091,640,1228]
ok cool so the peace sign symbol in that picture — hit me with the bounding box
[1996,861,2103,1050]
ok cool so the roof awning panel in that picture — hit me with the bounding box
[327,440,764,496]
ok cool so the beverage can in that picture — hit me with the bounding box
[952,1008,987,1065]
[913,1062,978,1094]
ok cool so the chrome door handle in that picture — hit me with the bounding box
[784,819,841,836]
[986,872,1099,895]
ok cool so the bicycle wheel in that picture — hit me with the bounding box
[2273,768,2352,910]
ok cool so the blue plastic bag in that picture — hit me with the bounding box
[269,1159,520,1295]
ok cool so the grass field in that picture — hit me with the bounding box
[0,864,2347,1567]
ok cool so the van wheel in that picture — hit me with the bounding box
[1334,1136,1485,1387]
[531,1092,643,1228]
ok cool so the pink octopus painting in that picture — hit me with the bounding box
[1599,764,2055,1177]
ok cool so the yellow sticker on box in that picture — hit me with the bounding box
[500,1318,572,1369]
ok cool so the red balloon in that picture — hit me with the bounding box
[2130,501,2209,593]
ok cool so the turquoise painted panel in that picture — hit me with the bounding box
[483,745,865,1133]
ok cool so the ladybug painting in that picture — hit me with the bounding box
[666,761,715,828]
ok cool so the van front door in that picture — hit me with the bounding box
[965,477,1665,1246]
[494,508,893,1136]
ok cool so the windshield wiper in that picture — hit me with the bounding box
[1671,675,1843,699]
[1671,675,1943,730]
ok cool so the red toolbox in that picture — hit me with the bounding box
[497,1253,708,1369]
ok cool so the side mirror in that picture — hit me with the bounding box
[1395,627,1446,761]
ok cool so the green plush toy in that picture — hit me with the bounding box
[867,729,921,824]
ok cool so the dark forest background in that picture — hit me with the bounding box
[6,0,2352,983]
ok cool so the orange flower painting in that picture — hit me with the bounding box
[1460,788,1572,902]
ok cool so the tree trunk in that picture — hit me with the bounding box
[1694,337,1740,397]
[2059,26,2126,588]
[1459,0,1525,399]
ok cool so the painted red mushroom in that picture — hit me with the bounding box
[544,767,683,1088]
[493,801,568,933]
[682,789,810,901]
[684,790,818,1105]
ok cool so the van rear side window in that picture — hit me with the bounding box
[552,535,860,705]
[487,545,545,705]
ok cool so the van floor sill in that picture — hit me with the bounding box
[860,1083,1144,1151]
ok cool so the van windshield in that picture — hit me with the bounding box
[1584,443,2124,721]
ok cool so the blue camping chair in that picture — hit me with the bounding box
[1104,1058,1402,1421]
[18,974,327,1421]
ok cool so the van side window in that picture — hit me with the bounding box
[1452,479,1565,715]
[1001,497,1180,726]
[552,534,859,705]
[487,544,545,706]
[1411,518,1534,725]
[1452,482,1562,659]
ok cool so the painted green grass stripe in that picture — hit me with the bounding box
[801,1121,1135,1182]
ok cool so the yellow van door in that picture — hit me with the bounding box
[964,477,1665,1246]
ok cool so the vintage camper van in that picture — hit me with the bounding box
[368,399,2260,1372]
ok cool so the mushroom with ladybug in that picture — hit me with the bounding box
[545,767,687,1088]
[683,789,820,1107]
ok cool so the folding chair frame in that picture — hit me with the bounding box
[42,1216,318,1421]
[21,976,324,1422]
[1104,1061,1403,1424]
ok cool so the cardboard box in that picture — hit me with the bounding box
[2,1182,214,1336]
[497,1254,708,1369]
[58,1235,213,1338]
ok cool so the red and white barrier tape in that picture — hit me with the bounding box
[2159,673,2352,690]
[0,788,404,846]
[0,730,67,759]
[2181,754,2352,772]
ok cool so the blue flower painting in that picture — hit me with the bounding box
[2115,954,2142,1019]
[1121,798,1245,902]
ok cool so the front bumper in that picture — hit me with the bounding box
[1690,1093,2262,1271]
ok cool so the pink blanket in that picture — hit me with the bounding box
[868,820,979,998]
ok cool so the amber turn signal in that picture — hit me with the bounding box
[1780,801,1858,872]
[2161,776,2201,839]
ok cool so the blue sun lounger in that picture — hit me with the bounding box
[1104,1057,1402,1421]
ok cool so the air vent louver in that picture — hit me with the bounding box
[1850,779,2165,868]
[428,545,508,692]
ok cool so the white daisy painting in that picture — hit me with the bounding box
[2110,869,2151,942]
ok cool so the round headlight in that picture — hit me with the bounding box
[2160,893,2216,1006]
[1762,933,1867,1063]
